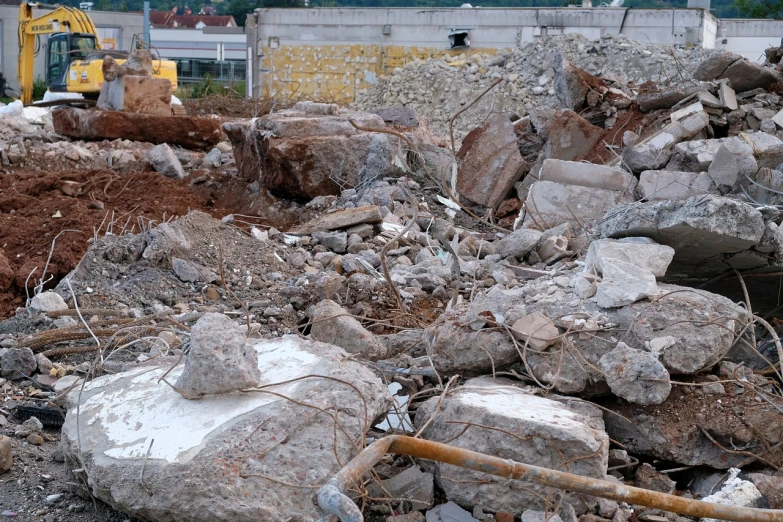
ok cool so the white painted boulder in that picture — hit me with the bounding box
[61,335,391,522]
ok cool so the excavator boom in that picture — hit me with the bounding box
[17,2,178,105]
[18,2,100,104]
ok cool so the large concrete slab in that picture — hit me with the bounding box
[522,180,631,234]
[638,170,713,201]
[596,195,766,276]
[53,108,221,149]
[416,377,608,512]
[61,335,390,522]
[457,113,527,209]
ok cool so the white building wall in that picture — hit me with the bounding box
[717,19,783,61]
[150,27,246,61]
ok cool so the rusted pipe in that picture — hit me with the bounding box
[317,435,783,522]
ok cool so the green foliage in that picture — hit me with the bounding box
[32,77,48,102]
[180,75,245,98]
[735,0,783,18]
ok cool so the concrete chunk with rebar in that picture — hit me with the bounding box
[53,108,222,150]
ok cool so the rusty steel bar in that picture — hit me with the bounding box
[316,435,783,522]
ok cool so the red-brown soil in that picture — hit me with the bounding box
[0,168,234,319]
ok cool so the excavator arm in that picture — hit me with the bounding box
[18,2,100,104]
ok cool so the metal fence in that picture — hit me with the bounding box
[173,59,246,85]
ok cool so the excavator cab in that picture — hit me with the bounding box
[45,32,97,92]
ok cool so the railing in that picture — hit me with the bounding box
[172,58,246,84]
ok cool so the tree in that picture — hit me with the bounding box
[96,0,111,10]
[735,0,783,18]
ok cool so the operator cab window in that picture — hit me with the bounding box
[70,35,96,60]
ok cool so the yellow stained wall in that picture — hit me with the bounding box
[260,44,494,102]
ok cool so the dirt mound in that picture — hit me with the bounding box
[0,168,233,319]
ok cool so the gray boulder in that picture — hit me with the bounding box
[309,299,386,360]
[598,342,671,405]
[148,143,186,179]
[29,291,68,313]
[496,229,543,259]
[0,347,37,379]
[175,313,261,398]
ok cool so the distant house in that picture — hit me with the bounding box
[146,10,236,29]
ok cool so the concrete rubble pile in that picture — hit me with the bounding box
[1,37,783,522]
[354,33,706,140]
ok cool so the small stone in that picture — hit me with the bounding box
[15,416,43,438]
[45,494,62,505]
[1,347,37,379]
[0,435,11,471]
[35,353,54,374]
[510,311,559,350]
[29,291,68,313]
[635,463,676,494]
[599,342,671,405]
[312,231,348,254]
[26,432,44,446]
[148,143,185,179]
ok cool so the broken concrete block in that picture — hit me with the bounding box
[171,258,217,284]
[718,82,738,111]
[584,238,674,278]
[175,313,261,398]
[52,108,221,149]
[695,50,783,92]
[756,221,783,253]
[622,143,672,174]
[521,511,563,522]
[702,469,763,522]
[697,90,722,109]
[598,342,671,405]
[416,378,608,512]
[544,111,604,162]
[668,136,757,176]
[0,347,36,379]
[646,111,710,150]
[0,435,11,471]
[309,299,386,360]
[496,228,543,259]
[61,335,390,521]
[635,463,676,494]
[597,195,766,276]
[288,206,382,234]
[707,145,739,187]
[523,181,631,235]
[29,291,67,313]
[225,108,413,199]
[670,101,704,123]
[746,473,783,509]
[638,85,702,112]
[457,113,526,209]
[595,259,658,308]
[426,502,478,522]
[539,159,633,191]
[371,466,434,510]
[311,231,348,254]
[510,311,559,350]
[638,170,713,201]
[537,235,569,263]
[148,143,185,179]
[97,75,172,116]
[553,51,606,111]
[372,106,419,127]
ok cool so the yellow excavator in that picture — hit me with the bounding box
[17,2,178,105]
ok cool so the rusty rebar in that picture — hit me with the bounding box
[316,435,783,522]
